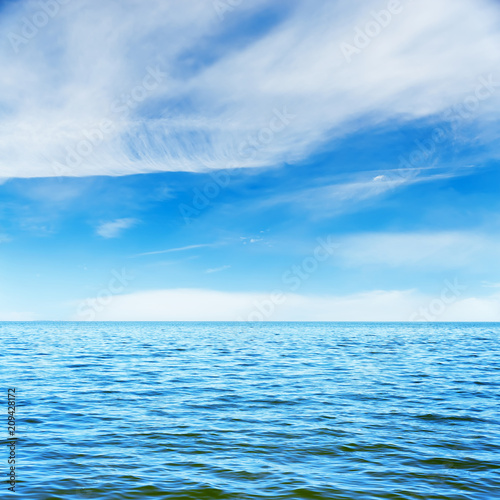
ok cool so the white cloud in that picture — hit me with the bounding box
[205,265,231,273]
[482,281,500,288]
[441,296,500,321]
[0,0,499,178]
[0,311,36,321]
[336,231,494,268]
[72,287,500,321]
[260,166,480,217]
[96,218,138,238]
[135,243,216,257]
[0,234,12,243]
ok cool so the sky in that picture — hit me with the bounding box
[0,0,500,321]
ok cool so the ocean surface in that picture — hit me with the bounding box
[1,322,499,499]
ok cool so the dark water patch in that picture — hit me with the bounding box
[414,414,493,423]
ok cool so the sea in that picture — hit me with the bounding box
[1,322,499,499]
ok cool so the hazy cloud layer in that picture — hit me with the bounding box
[73,287,500,322]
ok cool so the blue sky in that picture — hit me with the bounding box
[0,0,500,320]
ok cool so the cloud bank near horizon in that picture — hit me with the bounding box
[1,0,499,179]
[69,288,500,322]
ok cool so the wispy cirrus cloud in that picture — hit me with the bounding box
[134,243,216,257]
[254,166,478,218]
[0,0,499,179]
[96,218,138,238]
[481,281,500,288]
[205,265,231,274]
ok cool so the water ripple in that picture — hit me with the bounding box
[1,321,499,499]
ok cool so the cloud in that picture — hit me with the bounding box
[0,311,36,321]
[0,234,12,243]
[205,265,231,273]
[0,0,499,178]
[96,218,138,238]
[335,231,493,268]
[135,243,216,257]
[260,166,480,217]
[72,287,500,321]
[481,281,500,288]
[240,237,264,245]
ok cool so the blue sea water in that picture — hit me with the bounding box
[1,321,499,499]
